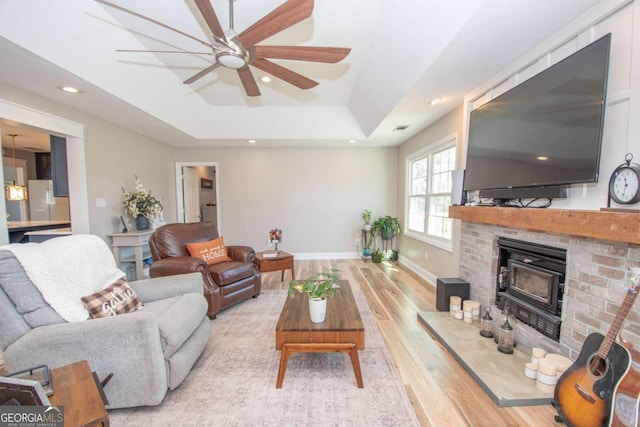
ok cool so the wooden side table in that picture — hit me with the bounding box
[49,360,109,427]
[255,251,295,281]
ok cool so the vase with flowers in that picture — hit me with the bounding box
[288,268,340,323]
[122,176,163,231]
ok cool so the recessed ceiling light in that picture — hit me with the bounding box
[60,86,80,94]
[425,97,441,107]
[260,76,272,83]
[248,139,256,144]
[348,139,356,143]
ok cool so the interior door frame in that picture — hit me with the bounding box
[174,162,220,230]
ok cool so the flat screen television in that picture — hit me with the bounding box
[464,33,611,201]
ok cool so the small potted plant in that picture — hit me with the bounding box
[288,269,341,323]
[371,249,383,263]
[361,209,372,231]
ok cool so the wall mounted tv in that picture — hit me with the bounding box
[464,33,611,202]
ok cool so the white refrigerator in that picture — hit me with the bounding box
[28,180,71,221]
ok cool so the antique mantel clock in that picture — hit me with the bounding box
[608,153,640,206]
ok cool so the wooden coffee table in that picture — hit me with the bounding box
[275,280,365,388]
[49,360,109,427]
[255,251,295,281]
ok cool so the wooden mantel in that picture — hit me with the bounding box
[449,206,640,245]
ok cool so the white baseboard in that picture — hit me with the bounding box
[397,255,437,288]
[291,252,361,260]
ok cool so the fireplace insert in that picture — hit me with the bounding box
[496,238,566,341]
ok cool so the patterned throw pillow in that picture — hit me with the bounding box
[186,236,231,265]
[81,278,143,319]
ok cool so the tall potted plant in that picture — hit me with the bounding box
[288,269,340,323]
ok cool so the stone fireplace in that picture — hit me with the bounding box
[451,206,640,361]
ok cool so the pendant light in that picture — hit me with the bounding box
[5,134,29,201]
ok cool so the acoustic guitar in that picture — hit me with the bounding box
[553,273,639,427]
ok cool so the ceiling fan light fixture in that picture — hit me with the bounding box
[216,52,247,69]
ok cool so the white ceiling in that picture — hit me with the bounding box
[0,0,603,151]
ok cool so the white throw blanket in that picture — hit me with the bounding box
[2,234,125,322]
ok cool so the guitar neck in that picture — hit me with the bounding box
[597,285,639,359]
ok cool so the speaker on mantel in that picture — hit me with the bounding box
[451,169,467,205]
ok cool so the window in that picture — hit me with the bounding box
[405,134,456,251]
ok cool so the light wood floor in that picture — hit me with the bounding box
[262,258,560,427]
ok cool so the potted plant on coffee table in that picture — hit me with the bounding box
[288,269,341,323]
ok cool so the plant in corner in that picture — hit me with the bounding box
[372,215,401,241]
[361,209,374,256]
[371,249,383,263]
[361,209,372,230]
[122,175,163,231]
[288,269,341,323]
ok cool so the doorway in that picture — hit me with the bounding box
[0,99,90,246]
[175,162,220,230]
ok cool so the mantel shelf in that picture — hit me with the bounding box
[449,206,640,245]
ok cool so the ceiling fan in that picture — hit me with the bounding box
[95,0,351,96]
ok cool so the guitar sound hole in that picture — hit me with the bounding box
[587,354,608,378]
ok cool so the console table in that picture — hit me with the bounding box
[107,230,154,281]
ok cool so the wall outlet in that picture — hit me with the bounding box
[96,198,106,208]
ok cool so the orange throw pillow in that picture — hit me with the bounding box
[186,237,231,265]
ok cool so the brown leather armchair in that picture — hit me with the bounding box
[148,222,261,318]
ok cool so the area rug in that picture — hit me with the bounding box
[108,290,420,426]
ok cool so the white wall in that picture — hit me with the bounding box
[171,146,397,257]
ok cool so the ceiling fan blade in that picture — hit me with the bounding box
[95,0,211,47]
[237,68,261,97]
[255,45,350,63]
[251,58,317,89]
[194,0,227,43]
[239,0,314,47]
[184,63,221,84]
[117,49,214,55]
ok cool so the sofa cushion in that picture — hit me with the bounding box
[0,251,65,329]
[208,261,256,286]
[186,236,230,265]
[143,293,208,358]
[81,279,143,318]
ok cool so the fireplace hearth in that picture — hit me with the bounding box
[496,238,566,341]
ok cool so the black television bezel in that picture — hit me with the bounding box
[464,33,612,200]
